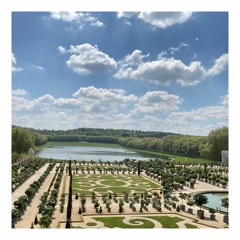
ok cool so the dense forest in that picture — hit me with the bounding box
[12,126,228,161]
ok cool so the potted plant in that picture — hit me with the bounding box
[193,194,208,219]
[187,199,194,214]
[209,208,217,220]
[178,193,186,211]
[221,197,228,224]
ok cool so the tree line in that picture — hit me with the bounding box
[12,125,228,161]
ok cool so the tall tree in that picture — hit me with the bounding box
[12,127,34,154]
[200,127,228,161]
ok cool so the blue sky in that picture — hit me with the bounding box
[12,12,228,135]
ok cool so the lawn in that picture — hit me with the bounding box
[90,216,185,228]
[72,174,161,195]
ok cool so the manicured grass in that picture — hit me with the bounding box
[133,148,214,163]
[92,217,155,228]
[92,216,185,228]
[86,222,97,227]
[72,174,161,195]
[148,216,183,228]
[185,223,198,228]
[100,180,126,186]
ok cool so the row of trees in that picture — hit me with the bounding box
[26,126,174,139]
[12,125,228,161]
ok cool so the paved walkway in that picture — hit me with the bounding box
[14,164,60,228]
[12,163,50,205]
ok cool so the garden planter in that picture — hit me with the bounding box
[210,214,216,220]
[188,208,193,214]
[223,215,228,224]
[197,209,204,219]
[180,205,185,211]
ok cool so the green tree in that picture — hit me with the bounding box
[12,208,20,225]
[12,127,34,154]
[201,127,228,161]
[193,194,208,210]
[25,187,36,202]
[221,197,228,214]
[39,214,52,228]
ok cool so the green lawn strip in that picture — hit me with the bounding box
[92,217,155,228]
[86,222,97,227]
[131,148,214,163]
[185,223,198,228]
[147,216,183,228]
[92,187,129,194]
[100,180,126,186]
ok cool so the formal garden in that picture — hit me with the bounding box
[11,156,229,229]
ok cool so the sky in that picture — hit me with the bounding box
[12,12,228,136]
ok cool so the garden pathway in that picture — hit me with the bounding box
[12,163,50,205]
[14,164,60,228]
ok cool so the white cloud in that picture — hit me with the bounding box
[221,94,228,105]
[157,51,168,59]
[12,53,16,65]
[115,51,228,86]
[132,91,183,114]
[168,42,190,55]
[33,65,44,71]
[12,87,228,136]
[138,12,192,29]
[12,53,23,73]
[57,46,67,54]
[50,12,80,22]
[168,105,228,122]
[61,44,117,74]
[115,53,206,86]
[12,89,28,96]
[72,86,137,112]
[207,53,228,76]
[50,12,104,30]
[117,12,138,19]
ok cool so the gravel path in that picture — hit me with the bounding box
[12,163,50,205]
[14,164,60,228]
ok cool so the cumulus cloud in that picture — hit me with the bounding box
[117,12,138,18]
[12,53,23,73]
[72,86,137,112]
[117,12,192,29]
[12,86,228,135]
[50,12,104,30]
[168,105,228,122]
[132,91,183,114]
[115,51,206,86]
[138,12,192,29]
[12,89,28,96]
[59,44,117,74]
[115,51,228,86]
[206,53,228,76]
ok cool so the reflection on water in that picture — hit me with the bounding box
[36,145,169,162]
[202,192,228,212]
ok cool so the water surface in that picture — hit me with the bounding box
[202,192,228,212]
[36,145,169,162]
